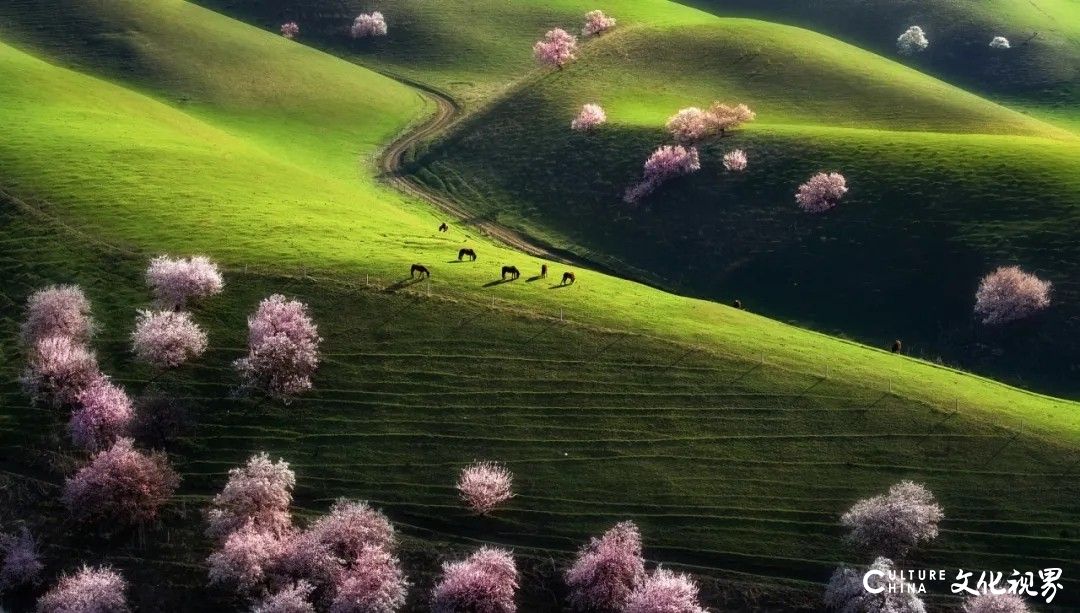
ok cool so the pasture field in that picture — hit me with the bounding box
[0,0,1078,610]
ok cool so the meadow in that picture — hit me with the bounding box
[0,0,1078,610]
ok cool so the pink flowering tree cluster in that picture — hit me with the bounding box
[582,10,616,37]
[457,461,514,515]
[708,102,756,136]
[132,309,208,369]
[565,521,645,611]
[571,104,607,132]
[145,255,224,310]
[666,103,755,143]
[723,149,748,172]
[21,336,101,408]
[432,546,518,613]
[253,580,316,613]
[623,146,701,204]
[37,565,129,613]
[897,26,929,55]
[281,22,300,39]
[973,266,1052,325]
[840,481,943,559]
[534,28,578,69]
[21,285,94,346]
[234,294,322,401]
[206,454,407,610]
[0,527,43,589]
[962,592,1030,613]
[206,452,296,540]
[623,568,707,613]
[70,377,134,451]
[63,437,179,526]
[795,172,848,213]
[351,12,388,38]
[824,557,925,613]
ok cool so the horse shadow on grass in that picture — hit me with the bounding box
[548,283,572,290]
[526,275,544,283]
[385,277,425,293]
[483,278,515,288]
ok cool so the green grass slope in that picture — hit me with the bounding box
[412,22,1080,396]
[682,0,1080,127]
[1,0,1079,609]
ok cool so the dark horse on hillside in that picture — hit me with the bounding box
[561,271,576,285]
[502,266,520,280]
[438,222,448,232]
[541,264,548,278]
[410,264,430,278]
[458,248,477,261]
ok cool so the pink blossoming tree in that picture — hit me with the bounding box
[253,581,317,613]
[70,377,134,451]
[666,108,712,143]
[707,102,756,135]
[37,565,129,613]
[534,29,577,69]
[457,461,514,515]
[0,528,43,589]
[131,309,208,369]
[63,437,179,526]
[624,146,701,204]
[351,12,388,38]
[582,10,616,37]
[21,285,94,345]
[973,266,1052,325]
[565,521,645,612]
[623,568,706,613]
[723,149,748,172]
[281,22,300,39]
[824,557,925,613]
[234,295,321,401]
[897,26,929,55]
[963,592,1030,613]
[208,522,287,594]
[146,255,224,309]
[571,104,607,131]
[22,336,101,408]
[795,172,848,213]
[207,452,296,540]
[328,545,409,613]
[432,547,518,613]
[841,481,942,559]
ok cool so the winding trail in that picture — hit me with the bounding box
[376,77,584,266]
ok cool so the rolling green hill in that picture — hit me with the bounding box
[409,19,1080,397]
[1,0,1079,610]
[681,0,1080,127]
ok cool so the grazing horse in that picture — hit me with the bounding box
[411,263,430,278]
[458,248,477,261]
[561,271,576,285]
[891,339,902,354]
[732,299,742,309]
[541,264,548,278]
[501,266,520,280]
[438,223,448,232]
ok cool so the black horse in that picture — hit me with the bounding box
[541,264,548,278]
[561,271,576,285]
[502,266,520,280]
[891,339,903,354]
[732,299,742,309]
[411,263,430,278]
[458,248,477,261]
[438,223,448,232]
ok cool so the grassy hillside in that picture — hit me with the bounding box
[683,0,1080,125]
[412,22,1080,396]
[1,0,1079,610]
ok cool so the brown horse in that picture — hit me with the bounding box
[458,248,477,261]
[561,271,576,285]
[438,223,448,232]
[411,263,430,278]
[502,266,520,280]
[891,339,902,354]
[541,264,548,278]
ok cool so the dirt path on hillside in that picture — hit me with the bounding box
[376,76,584,266]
